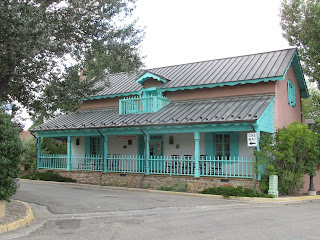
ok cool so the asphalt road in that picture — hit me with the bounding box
[2,181,320,240]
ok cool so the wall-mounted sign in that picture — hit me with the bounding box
[247,132,257,147]
[116,135,136,140]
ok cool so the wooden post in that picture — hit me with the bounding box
[104,135,108,172]
[194,132,200,177]
[67,136,72,171]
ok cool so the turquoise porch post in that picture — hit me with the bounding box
[37,136,41,169]
[194,132,200,177]
[67,136,72,171]
[146,134,150,175]
[104,135,108,172]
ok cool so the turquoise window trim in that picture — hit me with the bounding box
[137,135,145,157]
[288,80,296,107]
[136,72,168,85]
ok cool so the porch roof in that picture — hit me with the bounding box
[32,95,274,132]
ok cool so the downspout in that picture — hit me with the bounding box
[97,129,104,186]
[139,127,147,188]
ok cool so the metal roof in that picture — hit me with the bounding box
[33,95,274,132]
[92,48,296,97]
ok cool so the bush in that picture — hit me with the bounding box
[0,112,23,201]
[200,186,273,198]
[21,171,76,182]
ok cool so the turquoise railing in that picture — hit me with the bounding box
[71,155,103,171]
[38,154,253,178]
[38,154,68,169]
[119,94,170,114]
[107,155,145,173]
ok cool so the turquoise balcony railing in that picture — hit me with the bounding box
[119,94,170,114]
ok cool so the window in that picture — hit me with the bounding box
[288,80,296,107]
[90,137,101,155]
[215,134,230,160]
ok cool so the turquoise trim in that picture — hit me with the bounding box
[194,132,200,177]
[158,76,285,93]
[229,132,239,158]
[35,123,254,137]
[287,80,296,107]
[205,133,214,158]
[82,91,141,101]
[37,137,41,169]
[291,52,309,98]
[136,72,168,84]
[85,136,90,155]
[257,98,275,133]
[104,136,108,172]
[67,136,72,171]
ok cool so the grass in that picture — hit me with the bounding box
[157,180,188,192]
[21,171,76,183]
[200,186,274,198]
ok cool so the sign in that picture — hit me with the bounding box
[247,132,257,147]
[116,135,136,140]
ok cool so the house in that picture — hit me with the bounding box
[31,48,312,192]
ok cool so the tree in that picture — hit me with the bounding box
[257,122,319,195]
[0,111,23,202]
[0,0,144,117]
[302,88,320,132]
[280,0,320,86]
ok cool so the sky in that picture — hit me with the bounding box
[134,0,290,69]
[22,0,291,130]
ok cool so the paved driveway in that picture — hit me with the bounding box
[3,181,320,240]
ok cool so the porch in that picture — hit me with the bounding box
[38,154,254,178]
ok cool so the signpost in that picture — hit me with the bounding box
[247,132,257,147]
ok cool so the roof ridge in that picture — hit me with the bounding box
[147,48,296,71]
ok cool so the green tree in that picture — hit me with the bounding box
[302,88,320,132]
[0,111,23,201]
[280,0,320,85]
[0,0,144,117]
[257,122,319,195]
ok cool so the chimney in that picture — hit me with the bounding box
[79,68,86,82]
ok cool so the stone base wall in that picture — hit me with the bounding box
[39,169,258,192]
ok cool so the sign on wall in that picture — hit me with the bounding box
[247,132,257,147]
[116,136,136,140]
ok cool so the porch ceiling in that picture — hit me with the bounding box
[32,95,274,132]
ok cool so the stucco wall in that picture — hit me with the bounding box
[71,136,85,156]
[163,133,205,157]
[166,81,275,101]
[274,66,302,129]
[107,135,138,156]
[143,78,163,89]
[80,97,121,110]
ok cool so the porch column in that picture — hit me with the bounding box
[37,137,41,169]
[194,132,200,177]
[103,135,108,172]
[67,136,72,171]
[146,134,150,175]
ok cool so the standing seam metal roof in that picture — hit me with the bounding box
[32,95,275,132]
[91,48,296,97]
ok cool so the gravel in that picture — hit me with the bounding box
[0,200,26,225]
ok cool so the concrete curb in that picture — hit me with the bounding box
[20,179,320,203]
[0,200,34,234]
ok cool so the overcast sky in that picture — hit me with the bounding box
[135,0,290,69]
[23,0,292,130]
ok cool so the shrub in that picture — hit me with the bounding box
[158,179,188,192]
[200,186,273,198]
[0,112,23,201]
[21,171,76,182]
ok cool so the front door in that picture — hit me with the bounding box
[149,136,163,156]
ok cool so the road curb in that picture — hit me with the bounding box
[0,200,34,234]
[19,179,320,203]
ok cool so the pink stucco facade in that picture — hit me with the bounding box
[300,166,320,194]
[274,66,303,129]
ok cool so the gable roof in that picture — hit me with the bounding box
[89,48,308,99]
[32,95,274,132]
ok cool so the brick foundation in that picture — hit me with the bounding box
[40,169,259,192]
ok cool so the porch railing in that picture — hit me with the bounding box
[119,94,170,114]
[38,154,253,178]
